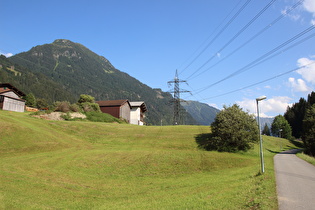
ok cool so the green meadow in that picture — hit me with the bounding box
[0,111,300,209]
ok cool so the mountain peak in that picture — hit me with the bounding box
[53,39,75,46]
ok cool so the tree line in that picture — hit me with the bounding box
[261,91,315,156]
[284,91,315,156]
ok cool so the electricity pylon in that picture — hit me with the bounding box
[168,70,190,125]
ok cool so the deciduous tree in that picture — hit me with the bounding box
[271,115,292,139]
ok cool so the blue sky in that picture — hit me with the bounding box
[1,0,315,117]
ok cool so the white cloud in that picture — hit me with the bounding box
[236,96,292,117]
[0,51,13,57]
[284,0,315,24]
[296,56,315,84]
[281,7,301,21]
[208,103,220,109]
[303,0,315,24]
[303,0,315,14]
[288,77,311,92]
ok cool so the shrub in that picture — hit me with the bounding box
[85,111,122,123]
[69,103,81,112]
[54,101,71,113]
[80,102,100,112]
[24,93,36,107]
[78,94,95,103]
[197,104,259,152]
[76,94,100,113]
[36,98,49,110]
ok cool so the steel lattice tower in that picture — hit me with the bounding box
[168,70,190,125]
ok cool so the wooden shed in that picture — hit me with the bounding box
[96,100,131,122]
[0,83,26,112]
[130,101,147,125]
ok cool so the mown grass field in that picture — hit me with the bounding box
[0,110,301,209]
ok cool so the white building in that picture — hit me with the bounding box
[0,83,26,112]
[130,101,147,125]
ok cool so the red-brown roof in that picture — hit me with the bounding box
[96,99,131,108]
[0,83,26,97]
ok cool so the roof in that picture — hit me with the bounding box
[96,99,131,108]
[0,83,26,97]
[130,101,147,113]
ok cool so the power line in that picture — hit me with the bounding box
[194,24,315,94]
[196,61,315,101]
[179,0,252,75]
[178,0,244,75]
[185,0,277,80]
[189,0,304,80]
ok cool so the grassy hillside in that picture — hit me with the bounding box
[0,110,300,209]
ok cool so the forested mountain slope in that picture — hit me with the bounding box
[4,39,197,125]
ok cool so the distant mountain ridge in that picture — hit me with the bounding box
[181,101,220,125]
[1,39,199,125]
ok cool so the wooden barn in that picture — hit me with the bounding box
[96,100,131,122]
[130,101,147,125]
[0,83,26,112]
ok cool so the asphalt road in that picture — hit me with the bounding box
[274,149,315,210]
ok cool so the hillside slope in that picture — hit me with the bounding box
[6,39,196,125]
[0,110,283,209]
[0,55,76,102]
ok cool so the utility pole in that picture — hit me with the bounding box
[168,70,190,125]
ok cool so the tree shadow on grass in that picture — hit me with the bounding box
[289,139,304,148]
[266,148,278,154]
[195,133,213,150]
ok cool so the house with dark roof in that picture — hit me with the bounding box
[96,99,131,122]
[0,83,26,112]
[130,101,147,125]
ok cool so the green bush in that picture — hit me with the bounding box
[78,94,95,103]
[61,112,72,121]
[69,103,82,112]
[80,102,100,112]
[196,104,259,152]
[54,101,71,113]
[85,111,123,123]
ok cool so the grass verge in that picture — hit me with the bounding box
[297,152,315,165]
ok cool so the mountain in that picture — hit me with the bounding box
[258,117,274,130]
[3,39,197,125]
[181,101,220,125]
[0,55,76,102]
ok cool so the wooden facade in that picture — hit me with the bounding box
[96,100,131,122]
[0,83,26,112]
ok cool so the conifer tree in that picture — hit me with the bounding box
[302,104,315,156]
[262,123,271,136]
